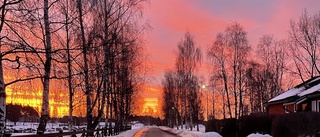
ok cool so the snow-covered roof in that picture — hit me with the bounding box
[298,82,320,96]
[268,87,304,102]
[268,76,320,103]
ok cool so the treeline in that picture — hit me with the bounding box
[0,0,148,135]
[208,10,320,119]
[162,10,320,124]
[6,104,39,125]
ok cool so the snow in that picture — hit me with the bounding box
[111,127,142,137]
[6,123,273,137]
[268,76,320,103]
[268,87,304,102]
[298,83,320,96]
[201,132,223,137]
[247,133,272,137]
[158,124,221,137]
[306,76,320,84]
[8,122,145,137]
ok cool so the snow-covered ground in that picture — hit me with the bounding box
[8,122,145,137]
[98,125,273,137]
[247,133,272,137]
[7,122,272,137]
[111,123,144,137]
[201,132,223,137]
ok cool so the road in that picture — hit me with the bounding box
[133,127,180,137]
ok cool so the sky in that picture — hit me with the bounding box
[140,0,320,110]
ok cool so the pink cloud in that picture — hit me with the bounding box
[142,0,320,86]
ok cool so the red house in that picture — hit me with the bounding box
[267,76,320,115]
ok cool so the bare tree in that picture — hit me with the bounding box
[0,0,23,133]
[245,61,265,113]
[256,35,287,107]
[208,22,250,118]
[162,71,178,128]
[175,32,202,129]
[75,0,148,134]
[225,22,250,118]
[208,33,233,118]
[0,0,57,134]
[55,0,81,131]
[35,0,53,134]
[289,10,320,81]
[76,0,98,132]
[0,0,148,135]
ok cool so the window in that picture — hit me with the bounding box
[312,100,320,112]
[312,101,317,112]
[318,100,320,112]
[302,103,307,111]
[284,105,289,113]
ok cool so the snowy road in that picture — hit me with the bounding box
[133,127,180,137]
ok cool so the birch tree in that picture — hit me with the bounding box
[225,22,250,118]
[208,33,233,118]
[6,0,56,133]
[289,10,320,81]
[55,0,80,131]
[256,35,286,105]
[36,0,53,134]
[175,32,202,129]
[0,0,23,133]
[208,22,250,118]
[75,0,148,133]
[162,71,177,128]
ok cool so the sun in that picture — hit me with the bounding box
[143,98,158,113]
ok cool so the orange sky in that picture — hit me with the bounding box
[144,0,320,91]
[143,0,320,85]
[4,0,320,118]
[141,0,320,113]
[141,85,162,116]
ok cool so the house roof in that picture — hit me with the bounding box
[268,76,320,103]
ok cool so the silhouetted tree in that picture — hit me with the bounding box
[208,22,250,118]
[248,35,287,113]
[175,32,202,130]
[208,33,233,118]
[289,10,320,81]
[0,0,23,132]
[162,71,178,128]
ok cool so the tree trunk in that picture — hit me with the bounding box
[0,54,6,132]
[189,106,193,131]
[233,52,238,119]
[64,0,74,131]
[222,64,232,118]
[76,0,92,132]
[0,0,7,131]
[37,0,52,134]
[175,106,179,130]
[103,0,110,134]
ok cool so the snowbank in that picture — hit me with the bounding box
[111,123,144,137]
[158,125,221,137]
[247,133,272,137]
[9,123,272,137]
[201,132,223,137]
[112,127,142,137]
